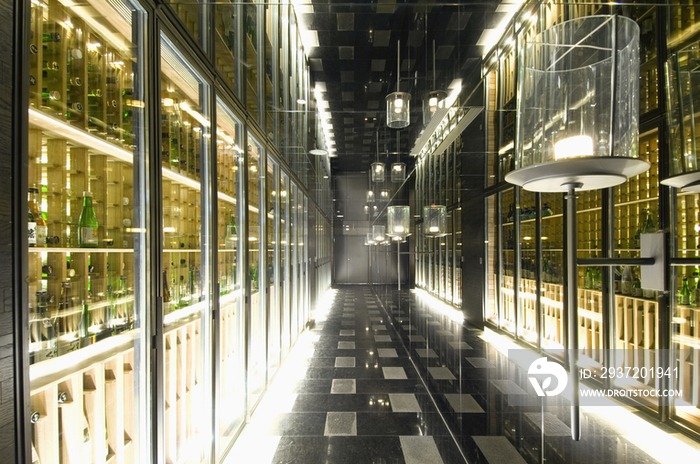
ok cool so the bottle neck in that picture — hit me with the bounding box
[83,196,93,208]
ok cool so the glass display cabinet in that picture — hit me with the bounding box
[27,0,151,461]
[22,1,329,462]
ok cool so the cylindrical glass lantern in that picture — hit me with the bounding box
[663,40,700,191]
[373,225,386,243]
[423,205,447,237]
[366,190,374,202]
[371,162,386,182]
[386,91,411,129]
[391,162,406,182]
[423,90,447,125]
[364,233,375,246]
[387,205,410,237]
[507,15,648,192]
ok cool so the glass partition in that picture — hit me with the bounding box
[290,182,298,338]
[246,135,265,409]
[214,1,240,97]
[267,157,280,377]
[245,1,260,122]
[215,100,244,457]
[27,0,150,461]
[280,172,290,356]
[159,32,211,463]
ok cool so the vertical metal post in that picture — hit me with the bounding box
[564,182,582,441]
[398,241,401,291]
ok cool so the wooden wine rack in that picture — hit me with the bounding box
[30,340,136,464]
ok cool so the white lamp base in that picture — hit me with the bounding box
[660,171,700,192]
[505,157,650,193]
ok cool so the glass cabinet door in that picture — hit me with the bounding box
[246,135,265,409]
[245,1,260,122]
[501,188,516,334]
[27,0,150,462]
[280,172,290,356]
[215,100,244,457]
[159,33,211,464]
[267,157,280,377]
[214,0,240,97]
[290,182,298,339]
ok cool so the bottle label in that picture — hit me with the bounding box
[621,281,632,295]
[28,222,37,245]
[36,226,47,247]
[80,227,98,246]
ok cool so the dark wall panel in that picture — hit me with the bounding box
[335,235,368,284]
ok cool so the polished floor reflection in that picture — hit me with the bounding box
[226,286,700,464]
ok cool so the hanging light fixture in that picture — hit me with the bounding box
[371,162,386,182]
[423,40,447,125]
[504,15,643,442]
[387,206,410,237]
[364,233,375,246]
[391,162,406,182]
[423,205,447,237]
[386,40,411,129]
[366,190,375,202]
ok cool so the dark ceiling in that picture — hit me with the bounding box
[301,0,507,173]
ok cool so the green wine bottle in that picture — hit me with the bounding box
[680,277,691,305]
[78,192,99,247]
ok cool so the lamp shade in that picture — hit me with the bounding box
[423,90,447,125]
[507,15,648,193]
[371,162,386,182]
[364,233,375,246]
[663,40,700,192]
[391,162,406,182]
[366,190,375,202]
[373,225,386,243]
[387,206,410,237]
[386,92,411,129]
[423,205,447,237]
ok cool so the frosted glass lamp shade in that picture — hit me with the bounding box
[386,92,411,129]
[391,162,406,182]
[366,190,375,203]
[507,15,648,193]
[373,225,386,243]
[387,206,410,237]
[663,40,700,192]
[364,233,375,246]
[423,205,447,237]
[423,90,447,125]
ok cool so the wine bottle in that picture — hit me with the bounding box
[584,267,593,289]
[78,192,99,247]
[42,32,61,43]
[680,278,691,305]
[28,188,46,246]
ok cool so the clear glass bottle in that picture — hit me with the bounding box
[78,192,99,248]
[28,187,46,247]
[621,265,633,295]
